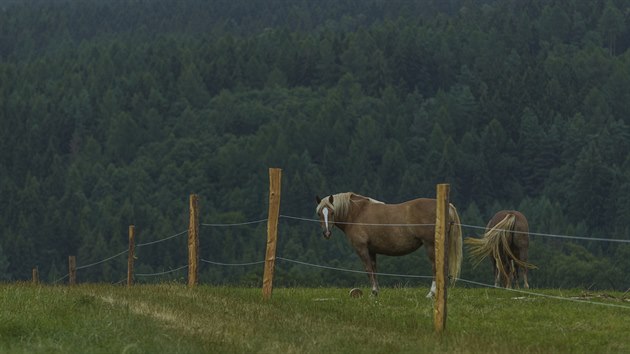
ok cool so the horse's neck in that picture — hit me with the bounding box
[335,212,352,232]
[335,195,367,227]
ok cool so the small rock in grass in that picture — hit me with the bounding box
[349,288,363,298]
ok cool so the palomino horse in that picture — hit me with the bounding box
[465,210,536,289]
[315,192,463,298]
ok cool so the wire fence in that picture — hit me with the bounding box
[283,215,630,243]
[48,213,630,310]
[460,223,630,243]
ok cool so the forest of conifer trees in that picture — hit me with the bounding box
[1,0,629,290]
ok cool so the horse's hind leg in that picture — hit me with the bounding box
[519,248,530,289]
[512,261,521,289]
[507,260,516,289]
[503,257,514,289]
[492,259,500,287]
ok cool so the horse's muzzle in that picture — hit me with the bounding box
[323,230,331,239]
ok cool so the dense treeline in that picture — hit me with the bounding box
[1,0,629,290]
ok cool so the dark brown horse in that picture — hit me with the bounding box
[315,192,463,297]
[465,210,536,289]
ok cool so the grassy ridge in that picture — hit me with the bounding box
[0,284,628,353]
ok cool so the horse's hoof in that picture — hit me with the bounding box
[371,290,379,297]
[426,292,435,299]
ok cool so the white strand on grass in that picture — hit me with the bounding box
[456,277,630,310]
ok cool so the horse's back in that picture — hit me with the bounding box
[401,198,439,222]
[343,197,438,255]
[488,210,529,247]
[355,197,437,224]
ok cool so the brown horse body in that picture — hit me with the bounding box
[466,210,536,289]
[315,192,463,297]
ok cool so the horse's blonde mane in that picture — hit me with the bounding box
[331,192,383,221]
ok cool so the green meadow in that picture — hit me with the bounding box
[1,284,628,354]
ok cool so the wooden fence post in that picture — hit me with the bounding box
[68,256,76,286]
[434,184,449,333]
[127,225,135,287]
[188,194,199,288]
[262,168,282,300]
[32,267,39,285]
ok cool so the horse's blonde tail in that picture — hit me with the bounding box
[465,214,515,277]
[465,214,537,281]
[448,204,463,285]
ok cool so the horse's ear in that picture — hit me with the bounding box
[315,196,321,204]
[328,195,334,204]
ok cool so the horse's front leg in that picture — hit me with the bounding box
[425,243,436,298]
[369,251,379,296]
[356,248,379,296]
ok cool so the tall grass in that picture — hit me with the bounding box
[1,283,628,353]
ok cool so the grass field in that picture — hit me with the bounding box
[1,283,628,353]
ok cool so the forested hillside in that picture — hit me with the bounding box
[1,0,630,290]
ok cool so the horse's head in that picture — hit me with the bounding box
[315,195,335,239]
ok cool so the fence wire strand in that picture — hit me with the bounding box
[136,265,188,277]
[48,213,630,294]
[195,214,630,243]
[284,214,630,242]
[136,229,188,247]
[76,249,128,270]
[279,215,317,223]
[276,256,433,279]
[53,273,69,284]
[201,219,268,227]
[188,255,628,310]
[201,258,265,266]
[460,223,630,243]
